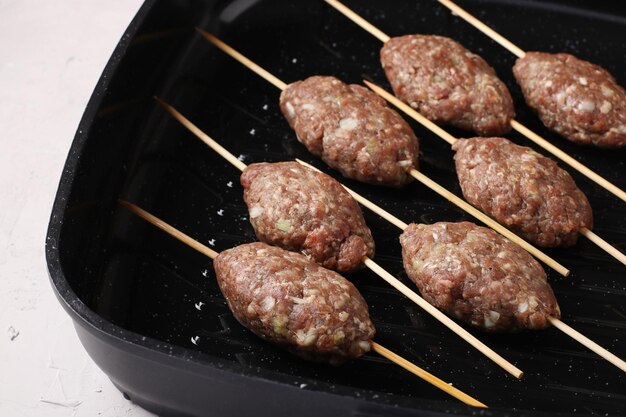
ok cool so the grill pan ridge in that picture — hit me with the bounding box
[46,1,626,416]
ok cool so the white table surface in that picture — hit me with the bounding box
[0,1,156,416]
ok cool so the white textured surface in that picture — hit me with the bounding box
[0,1,155,416]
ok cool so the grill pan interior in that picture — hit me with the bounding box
[47,0,625,416]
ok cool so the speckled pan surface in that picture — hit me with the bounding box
[46,0,625,416]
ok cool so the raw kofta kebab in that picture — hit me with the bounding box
[156,98,625,372]
[196,29,568,278]
[321,1,626,266]
[118,201,486,407]
[156,98,522,377]
[325,0,626,204]
[438,0,626,149]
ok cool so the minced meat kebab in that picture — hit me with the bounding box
[453,137,593,247]
[513,52,626,148]
[380,35,515,136]
[214,242,375,364]
[241,161,374,272]
[280,76,419,187]
[400,222,560,332]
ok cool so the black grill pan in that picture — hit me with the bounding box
[46,0,626,416]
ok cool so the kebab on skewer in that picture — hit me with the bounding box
[279,76,418,187]
[400,221,559,332]
[380,34,514,136]
[243,161,375,273]
[438,0,626,149]
[453,137,592,248]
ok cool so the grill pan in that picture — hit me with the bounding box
[46,0,626,415]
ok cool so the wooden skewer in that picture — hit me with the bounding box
[156,97,524,379]
[580,228,626,266]
[371,342,487,407]
[433,0,626,204]
[196,29,288,91]
[119,200,488,406]
[436,0,525,58]
[324,0,390,43]
[155,97,248,171]
[156,98,247,175]
[195,30,569,277]
[119,199,219,260]
[364,81,626,268]
[548,317,626,373]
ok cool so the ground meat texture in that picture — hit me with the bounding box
[400,222,560,332]
[513,52,626,148]
[380,35,514,136]
[241,162,375,272]
[214,243,376,364]
[279,76,419,187]
[453,137,593,247]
